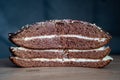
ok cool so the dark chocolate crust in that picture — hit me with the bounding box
[9,19,111,49]
[10,47,111,59]
[10,57,112,68]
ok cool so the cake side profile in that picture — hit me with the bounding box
[9,19,113,68]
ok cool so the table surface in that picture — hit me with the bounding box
[0,56,120,80]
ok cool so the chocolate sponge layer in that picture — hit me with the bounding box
[10,57,112,68]
[10,46,110,59]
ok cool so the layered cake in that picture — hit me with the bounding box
[9,19,113,68]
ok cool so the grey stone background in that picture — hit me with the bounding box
[0,0,120,58]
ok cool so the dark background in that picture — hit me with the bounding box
[0,0,120,58]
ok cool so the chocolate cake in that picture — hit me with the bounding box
[9,19,113,68]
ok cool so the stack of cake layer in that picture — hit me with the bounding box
[9,19,113,68]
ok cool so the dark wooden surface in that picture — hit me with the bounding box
[0,56,120,80]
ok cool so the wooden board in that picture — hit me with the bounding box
[0,56,120,80]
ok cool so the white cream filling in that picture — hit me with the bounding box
[20,35,106,42]
[102,56,113,61]
[68,46,108,52]
[14,56,113,62]
[11,47,64,52]
[11,46,109,52]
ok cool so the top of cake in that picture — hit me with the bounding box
[9,19,111,39]
[9,19,112,49]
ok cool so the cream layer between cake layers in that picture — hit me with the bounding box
[13,56,113,62]
[11,46,109,52]
[15,35,107,42]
